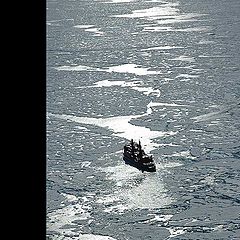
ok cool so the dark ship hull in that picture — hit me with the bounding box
[123,155,156,172]
[123,139,156,173]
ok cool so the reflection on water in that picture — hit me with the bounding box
[113,4,179,19]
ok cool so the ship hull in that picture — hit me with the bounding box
[123,155,156,172]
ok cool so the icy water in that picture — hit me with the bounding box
[46,0,240,239]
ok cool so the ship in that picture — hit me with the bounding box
[123,139,156,172]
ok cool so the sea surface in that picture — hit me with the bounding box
[46,0,240,239]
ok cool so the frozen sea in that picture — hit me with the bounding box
[46,0,240,239]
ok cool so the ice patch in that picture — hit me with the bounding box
[47,112,176,153]
[81,161,92,168]
[144,214,173,223]
[198,39,215,45]
[168,150,197,160]
[141,45,184,51]
[77,79,161,97]
[113,4,179,20]
[78,234,117,240]
[75,126,89,131]
[92,79,141,88]
[94,80,133,87]
[172,55,195,62]
[47,195,92,236]
[62,193,78,202]
[73,25,95,29]
[175,74,199,80]
[54,63,161,75]
[148,101,189,108]
[166,227,186,238]
[156,161,183,169]
[132,86,161,96]
[73,24,104,35]
[85,27,104,35]
[106,64,161,75]
[54,65,96,71]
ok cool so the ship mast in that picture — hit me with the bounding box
[138,140,142,160]
[131,139,134,156]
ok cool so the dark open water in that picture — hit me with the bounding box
[46,0,240,239]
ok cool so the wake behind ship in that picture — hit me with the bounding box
[123,139,156,172]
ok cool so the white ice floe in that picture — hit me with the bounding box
[85,27,104,35]
[132,86,161,97]
[144,214,173,223]
[166,227,187,238]
[75,126,89,131]
[73,24,104,35]
[73,25,95,29]
[167,150,197,160]
[141,45,184,51]
[77,79,161,97]
[147,101,189,108]
[93,80,134,87]
[78,234,117,240]
[81,161,92,168]
[175,74,199,82]
[172,55,195,62]
[106,64,161,75]
[90,79,141,88]
[54,63,161,75]
[47,111,176,153]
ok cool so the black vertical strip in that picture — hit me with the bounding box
[29,0,46,239]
